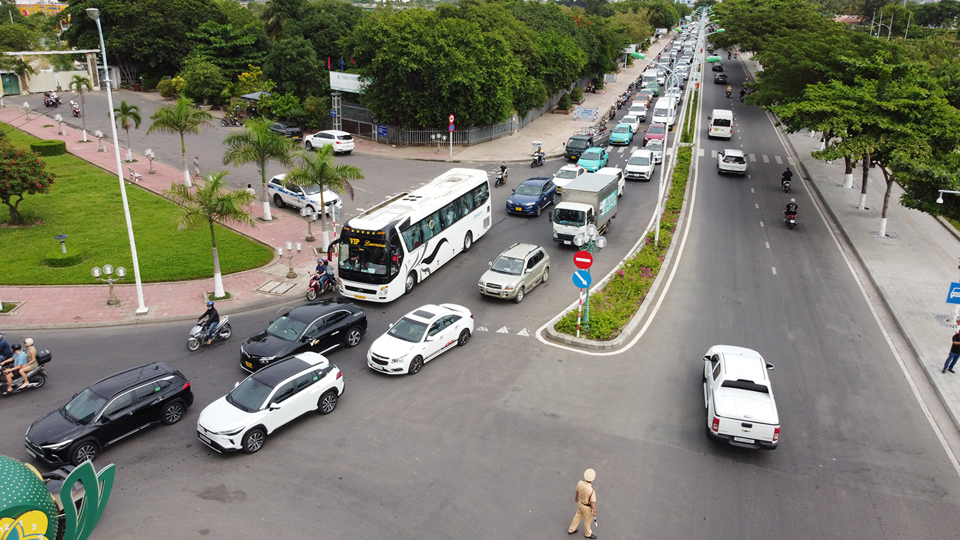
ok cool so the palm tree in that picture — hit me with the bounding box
[164,171,257,299]
[114,100,141,162]
[68,75,92,141]
[222,117,296,221]
[146,96,213,188]
[261,0,306,40]
[284,144,362,248]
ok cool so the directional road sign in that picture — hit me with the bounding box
[574,251,593,270]
[947,282,960,305]
[572,269,592,289]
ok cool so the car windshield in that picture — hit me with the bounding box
[266,314,308,341]
[648,125,666,135]
[581,150,601,161]
[491,256,524,276]
[515,184,542,196]
[63,388,108,424]
[568,139,589,150]
[628,155,651,166]
[555,168,578,180]
[646,141,663,151]
[301,184,327,196]
[554,208,585,226]
[613,126,630,134]
[227,376,274,412]
[387,317,428,343]
[654,108,669,117]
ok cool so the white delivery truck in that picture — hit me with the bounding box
[550,171,619,245]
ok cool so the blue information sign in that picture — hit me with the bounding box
[572,269,592,289]
[329,109,337,118]
[947,282,960,305]
[377,125,388,137]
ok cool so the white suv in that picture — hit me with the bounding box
[717,149,747,175]
[268,173,343,215]
[553,164,585,192]
[625,149,655,182]
[304,130,355,154]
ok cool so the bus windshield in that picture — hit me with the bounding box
[339,235,392,276]
[554,208,585,226]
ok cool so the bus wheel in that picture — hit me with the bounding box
[463,233,473,252]
[405,272,418,294]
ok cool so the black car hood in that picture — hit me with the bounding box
[242,330,297,358]
[28,409,88,446]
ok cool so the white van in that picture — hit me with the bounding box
[708,109,734,139]
[651,98,677,127]
[642,70,658,87]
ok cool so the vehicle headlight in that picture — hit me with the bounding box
[524,202,535,207]
[390,356,407,364]
[211,427,244,436]
[506,200,515,206]
[504,285,515,291]
[259,356,275,364]
[478,280,485,287]
[42,439,74,450]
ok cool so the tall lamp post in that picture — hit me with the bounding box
[87,7,148,315]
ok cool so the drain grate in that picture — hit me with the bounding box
[257,281,296,295]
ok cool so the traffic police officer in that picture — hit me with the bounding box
[568,468,597,538]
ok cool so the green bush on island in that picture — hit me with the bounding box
[30,140,66,156]
[554,147,693,341]
[42,250,84,267]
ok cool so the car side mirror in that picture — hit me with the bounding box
[388,323,394,329]
[511,189,516,193]
[269,403,281,410]
[525,268,533,274]
[562,142,566,147]
[488,261,493,268]
[766,363,775,370]
[426,335,436,342]
[234,381,240,389]
[707,116,712,120]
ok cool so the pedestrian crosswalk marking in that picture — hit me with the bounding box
[517,328,529,336]
[496,326,510,333]
[749,154,756,162]
[709,150,717,158]
[775,156,783,164]
[762,155,770,163]
[477,326,489,332]
[698,148,705,157]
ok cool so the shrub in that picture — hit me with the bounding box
[157,76,185,99]
[30,140,66,156]
[557,93,572,111]
[43,250,84,268]
[594,79,605,90]
[570,86,584,103]
[141,75,163,90]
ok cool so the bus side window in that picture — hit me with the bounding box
[441,202,460,228]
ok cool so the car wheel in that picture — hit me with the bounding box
[317,389,339,414]
[69,440,98,466]
[219,323,232,340]
[305,141,314,151]
[408,356,424,375]
[344,326,363,348]
[552,193,559,205]
[273,194,285,208]
[541,267,550,284]
[514,287,525,304]
[186,338,200,351]
[161,400,186,425]
[305,205,316,214]
[457,329,470,347]
[242,428,266,454]
[535,205,541,217]
[404,272,418,295]
[463,232,473,252]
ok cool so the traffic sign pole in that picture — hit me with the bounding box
[576,289,584,338]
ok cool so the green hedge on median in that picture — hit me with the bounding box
[30,140,66,156]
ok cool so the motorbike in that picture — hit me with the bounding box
[781,177,792,193]
[71,104,81,118]
[220,114,242,127]
[784,211,798,229]
[531,152,544,168]
[44,94,61,108]
[1,349,51,396]
[726,89,732,98]
[494,168,508,188]
[306,271,336,301]
[187,316,232,351]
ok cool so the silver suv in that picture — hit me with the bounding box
[478,243,550,303]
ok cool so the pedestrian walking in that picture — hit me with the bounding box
[943,328,960,374]
[568,468,597,539]
[244,183,257,213]
[193,155,201,181]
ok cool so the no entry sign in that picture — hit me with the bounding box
[574,251,593,270]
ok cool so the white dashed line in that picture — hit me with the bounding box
[755,203,759,209]
[775,155,783,164]
[760,221,765,227]
[762,155,770,163]
[765,241,770,249]
[749,154,756,162]
[772,267,777,275]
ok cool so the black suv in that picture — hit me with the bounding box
[269,121,303,140]
[25,363,194,465]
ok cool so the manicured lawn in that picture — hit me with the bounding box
[0,126,274,285]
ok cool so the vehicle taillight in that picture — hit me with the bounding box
[773,427,780,442]
[182,381,191,391]
[336,371,342,380]
[711,417,719,432]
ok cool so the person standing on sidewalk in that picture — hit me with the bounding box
[193,155,201,181]
[568,468,597,538]
[943,328,960,373]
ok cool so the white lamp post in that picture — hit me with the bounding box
[145,148,156,173]
[87,7,148,315]
[54,113,63,135]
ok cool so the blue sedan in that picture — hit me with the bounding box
[506,177,558,217]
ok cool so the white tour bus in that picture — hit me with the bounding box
[336,168,492,302]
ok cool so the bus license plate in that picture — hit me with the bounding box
[733,437,755,444]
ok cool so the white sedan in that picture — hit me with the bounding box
[367,304,473,375]
[196,352,344,454]
[620,115,642,134]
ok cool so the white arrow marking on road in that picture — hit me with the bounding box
[497,326,510,333]
[477,326,489,332]
[517,328,529,336]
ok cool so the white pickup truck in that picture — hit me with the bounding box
[702,345,780,450]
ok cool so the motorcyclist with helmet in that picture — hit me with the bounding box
[198,301,220,345]
[781,166,793,189]
[784,198,798,221]
[315,257,333,292]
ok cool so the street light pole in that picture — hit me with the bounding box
[87,8,148,315]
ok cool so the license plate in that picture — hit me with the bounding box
[244,361,253,369]
[563,240,571,245]
[26,446,39,458]
[733,436,755,444]
[355,294,366,300]
[515,207,522,212]
[198,434,212,444]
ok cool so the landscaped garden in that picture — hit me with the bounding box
[0,125,273,285]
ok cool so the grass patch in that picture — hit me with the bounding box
[0,125,274,285]
[681,90,699,143]
[555,147,693,341]
[207,292,232,301]
[1,302,19,313]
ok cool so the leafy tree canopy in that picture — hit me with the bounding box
[187,20,267,79]
[0,139,55,225]
[262,34,325,99]
[710,0,834,53]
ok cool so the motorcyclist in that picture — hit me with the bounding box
[739,88,746,102]
[726,85,732,97]
[499,162,508,184]
[1,344,26,394]
[315,258,332,292]
[728,51,732,59]
[198,301,220,345]
[781,167,794,188]
[784,198,798,220]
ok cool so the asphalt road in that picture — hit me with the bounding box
[4,63,959,538]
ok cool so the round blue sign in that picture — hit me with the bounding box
[572,269,592,289]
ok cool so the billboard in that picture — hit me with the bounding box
[330,72,365,93]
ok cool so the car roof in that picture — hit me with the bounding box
[716,348,768,384]
[645,139,663,147]
[519,177,551,186]
[630,149,653,158]
[647,123,667,129]
[614,123,632,130]
[723,149,745,157]
[558,164,582,171]
[89,363,178,397]
[252,355,321,387]
[286,298,359,322]
[500,242,541,259]
[404,304,445,323]
[319,130,350,136]
[583,147,604,153]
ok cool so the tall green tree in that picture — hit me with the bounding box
[261,0,307,40]
[113,100,142,162]
[164,171,256,299]
[0,139,56,224]
[262,34,325,99]
[284,144,362,247]
[221,117,296,221]
[710,0,832,53]
[146,96,214,188]
[68,74,92,139]
[181,57,228,105]
[186,21,267,79]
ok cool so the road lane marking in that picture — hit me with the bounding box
[710,150,717,158]
[749,154,757,162]
[496,326,510,333]
[762,155,770,163]
[477,326,489,332]
[760,221,765,227]
[755,204,759,209]
[517,328,529,336]
[751,188,755,193]
[771,267,777,275]
[775,155,783,164]
[698,148,705,157]
[765,241,770,249]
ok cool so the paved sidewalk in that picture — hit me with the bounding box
[736,52,960,432]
